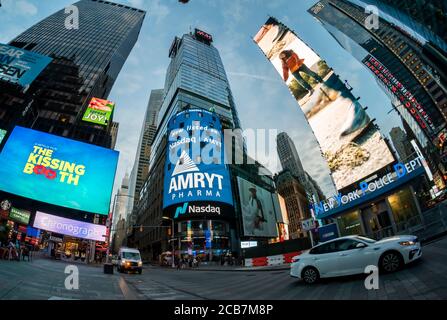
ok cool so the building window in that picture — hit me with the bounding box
[336,210,362,236]
[387,187,421,231]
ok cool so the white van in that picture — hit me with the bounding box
[117,247,143,274]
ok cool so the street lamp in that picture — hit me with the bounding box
[162,216,176,268]
[105,193,134,265]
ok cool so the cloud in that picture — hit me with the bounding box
[15,0,38,16]
[126,0,170,23]
[128,0,144,8]
[114,73,144,95]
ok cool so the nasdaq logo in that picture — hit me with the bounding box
[174,203,189,219]
[174,202,222,219]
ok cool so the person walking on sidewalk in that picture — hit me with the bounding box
[280,49,324,95]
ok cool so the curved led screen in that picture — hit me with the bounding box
[163,109,233,220]
[254,17,395,191]
[0,126,119,215]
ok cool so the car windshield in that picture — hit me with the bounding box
[122,252,140,260]
[355,236,376,244]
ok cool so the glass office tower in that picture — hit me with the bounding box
[151,29,242,160]
[132,29,277,261]
[10,0,145,98]
[1,0,145,147]
[356,0,447,56]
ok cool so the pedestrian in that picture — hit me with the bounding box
[8,240,16,261]
[22,245,30,262]
[193,257,197,268]
[280,49,324,96]
[15,239,21,261]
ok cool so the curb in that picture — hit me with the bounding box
[147,265,291,272]
[421,231,447,245]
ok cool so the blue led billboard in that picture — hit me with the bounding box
[0,43,53,87]
[163,109,233,219]
[0,126,119,215]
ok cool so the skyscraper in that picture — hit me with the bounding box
[275,170,311,239]
[389,126,414,161]
[0,0,146,147]
[277,132,306,183]
[112,173,130,252]
[357,0,447,56]
[130,29,275,260]
[276,132,324,202]
[128,89,164,216]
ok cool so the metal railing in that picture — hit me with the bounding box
[365,202,447,241]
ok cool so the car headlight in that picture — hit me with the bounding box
[138,261,143,267]
[121,259,127,265]
[399,241,416,246]
[292,257,300,263]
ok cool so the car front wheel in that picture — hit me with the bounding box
[301,267,320,285]
[380,251,403,273]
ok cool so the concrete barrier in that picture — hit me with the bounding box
[244,251,302,267]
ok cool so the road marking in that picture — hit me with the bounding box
[119,276,141,300]
[48,296,79,300]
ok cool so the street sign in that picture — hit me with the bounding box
[302,218,315,231]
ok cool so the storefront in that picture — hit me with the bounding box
[33,211,107,263]
[334,185,423,239]
[315,163,429,240]
[175,220,232,262]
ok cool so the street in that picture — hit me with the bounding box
[1,236,447,300]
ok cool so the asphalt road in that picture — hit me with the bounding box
[1,237,446,300]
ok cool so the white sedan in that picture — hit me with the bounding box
[291,235,422,284]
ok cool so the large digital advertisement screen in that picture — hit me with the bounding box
[0,43,52,87]
[33,211,107,242]
[82,97,115,126]
[237,177,279,238]
[0,126,119,215]
[254,17,395,190]
[163,109,233,220]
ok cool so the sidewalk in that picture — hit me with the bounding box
[148,263,291,272]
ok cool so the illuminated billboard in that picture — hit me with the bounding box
[82,97,115,126]
[163,109,233,220]
[254,17,395,190]
[9,207,31,225]
[237,177,279,238]
[0,43,52,87]
[0,126,119,215]
[0,129,7,145]
[33,211,107,242]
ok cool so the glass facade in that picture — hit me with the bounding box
[357,0,447,55]
[10,0,146,98]
[387,187,422,230]
[0,0,145,148]
[336,210,363,236]
[151,33,241,167]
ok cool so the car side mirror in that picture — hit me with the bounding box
[356,243,367,249]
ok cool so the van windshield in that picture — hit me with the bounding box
[122,252,140,260]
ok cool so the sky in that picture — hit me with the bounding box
[0,0,406,201]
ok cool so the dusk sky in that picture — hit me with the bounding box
[0,0,405,199]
